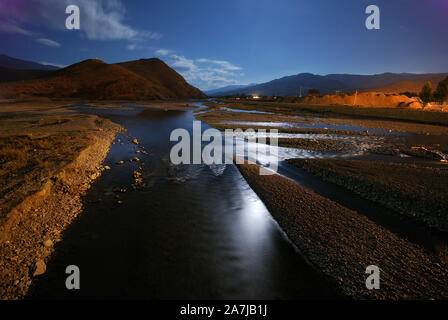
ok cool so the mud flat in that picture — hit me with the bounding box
[0,104,122,299]
[287,159,448,234]
[235,160,448,299]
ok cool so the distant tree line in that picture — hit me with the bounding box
[419,76,448,104]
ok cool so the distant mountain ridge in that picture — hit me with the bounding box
[0,54,60,70]
[0,57,206,100]
[210,72,448,96]
[204,84,257,96]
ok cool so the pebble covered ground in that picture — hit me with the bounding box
[236,161,448,299]
[0,120,121,300]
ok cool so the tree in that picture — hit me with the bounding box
[419,81,433,104]
[434,77,448,103]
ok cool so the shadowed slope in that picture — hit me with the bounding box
[0,67,52,83]
[117,58,206,99]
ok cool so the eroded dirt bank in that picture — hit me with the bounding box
[0,111,121,299]
[235,160,448,299]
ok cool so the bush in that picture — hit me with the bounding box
[419,81,433,104]
[434,77,448,103]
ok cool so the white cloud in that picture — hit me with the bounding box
[0,0,161,42]
[35,38,61,47]
[165,54,242,90]
[155,49,172,56]
[197,58,242,71]
[170,55,198,71]
[0,21,36,36]
[40,61,67,68]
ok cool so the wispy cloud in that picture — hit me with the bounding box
[127,44,138,51]
[155,49,172,56]
[35,38,61,47]
[197,58,242,71]
[165,54,243,90]
[0,0,161,42]
[0,21,36,36]
[40,61,67,68]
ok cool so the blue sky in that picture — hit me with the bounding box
[0,0,447,90]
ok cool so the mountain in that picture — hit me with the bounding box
[117,58,206,99]
[0,66,53,83]
[223,73,347,96]
[221,72,448,96]
[205,84,257,96]
[0,54,60,70]
[0,58,206,100]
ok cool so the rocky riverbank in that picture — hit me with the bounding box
[0,115,121,300]
[235,160,448,299]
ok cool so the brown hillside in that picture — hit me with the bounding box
[362,77,446,94]
[117,58,206,99]
[0,67,52,83]
[0,58,205,100]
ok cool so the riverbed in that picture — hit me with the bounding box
[27,103,339,299]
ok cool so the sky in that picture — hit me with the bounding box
[0,0,447,90]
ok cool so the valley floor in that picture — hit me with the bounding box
[1,98,448,299]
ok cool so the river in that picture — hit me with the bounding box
[27,103,340,299]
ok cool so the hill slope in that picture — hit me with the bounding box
[0,54,59,70]
[117,58,206,99]
[0,58,205,100]
[0,66,53,83]
[362,76,447,94]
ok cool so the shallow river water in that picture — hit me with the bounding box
[28,104,340,299]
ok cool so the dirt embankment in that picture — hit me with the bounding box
[299,92,424,109]
[0,110,122,300]
[235,160,448,299]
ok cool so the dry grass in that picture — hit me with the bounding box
[0,107,119,222]
[0,134,92,217]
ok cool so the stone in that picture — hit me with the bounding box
[43,239,53,248]
[33,260,46,276]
